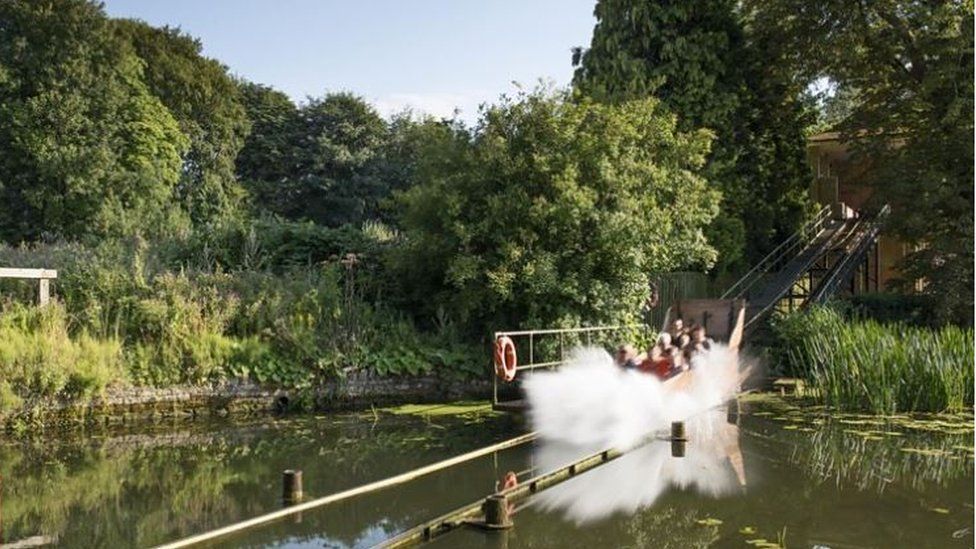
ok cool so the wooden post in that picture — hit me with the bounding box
[481,495,513,529]
[670,421,686,441]
[671,421,687,458]
[37,278,50,307]
[671,439,686,458]
[727,399,740,425]
[282,470,303,504]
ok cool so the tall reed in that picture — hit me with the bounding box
[774,307,974,413]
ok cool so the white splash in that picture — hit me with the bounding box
[522,344,742,449]
[530,408,745,525]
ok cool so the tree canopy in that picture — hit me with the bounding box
[114,19,252,224]
[573,0,814,271]
[390,90,719,334]
[746,0,974,324]
[0,0,189,241]
[237,90,398,227]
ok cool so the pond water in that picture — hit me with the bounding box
[0,398,971,548]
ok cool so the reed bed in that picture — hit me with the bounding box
[774,307,974,413]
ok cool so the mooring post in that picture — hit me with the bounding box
[282,470,303,504]
[482,494,513,529]
[671,421,687,458]
[670,421,686,441]
[727,398,740,425]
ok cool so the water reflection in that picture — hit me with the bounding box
[530,408,744,525]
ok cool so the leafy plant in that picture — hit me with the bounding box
[771,306,974,413]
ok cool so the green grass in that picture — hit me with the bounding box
[0,303,124,412]
[772,306,974,414]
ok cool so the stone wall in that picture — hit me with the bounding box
[2,372,493,431]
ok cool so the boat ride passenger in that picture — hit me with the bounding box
[643,344,672,379]
[614,344,640,370]
[689,324,714,354]
[669,346,687,374]
[669,318,686,341]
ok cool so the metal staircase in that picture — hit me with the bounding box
[721,203,888,332]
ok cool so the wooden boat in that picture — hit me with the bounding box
[659,299,747,391]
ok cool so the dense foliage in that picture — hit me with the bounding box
[237,86,411,227]
[114,19,252,224]
[391,90,719,335]
[0,239,479,409]
[771,306,974,413]
[0,0,970,412]
[573,0,814,271]
[745,0,974,325]
[0,0,190,240]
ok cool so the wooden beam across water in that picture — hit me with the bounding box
[375,425,685,549]
[153,432,538,549]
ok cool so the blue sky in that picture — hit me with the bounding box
[102,0,597,122]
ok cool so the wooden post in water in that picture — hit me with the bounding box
[670,421,687,458]
[481,495,513,529]
[670,421,686,441]
[282,470,303,504]
[727,399,740,425]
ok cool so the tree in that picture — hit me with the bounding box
[391,90,719,335]
[236,89,394,227]
[573,0,813,272]
[235,81,304,215]
[236,82,301,184]
[0,0,188,242]
[114,19,251,225]
[293,93,390,226]
[745,0,974,324]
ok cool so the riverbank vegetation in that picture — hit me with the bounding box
[0,0,971,412]
[771,306,974,413]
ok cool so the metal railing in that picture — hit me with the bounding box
[721,205,833,301]
[810,205,890,303]
[492,324,652,406]
[741,216,861,330]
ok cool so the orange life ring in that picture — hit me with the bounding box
[493,336,517,382]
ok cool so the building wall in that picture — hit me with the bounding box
[806,133,908,292]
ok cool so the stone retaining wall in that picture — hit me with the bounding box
[2,371,493,431]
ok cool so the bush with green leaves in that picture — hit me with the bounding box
[0,236,481,407]
[391,89,719,337]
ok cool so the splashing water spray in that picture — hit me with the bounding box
[523,344,744,450]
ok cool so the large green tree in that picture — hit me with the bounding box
[391,90,719,334]
[237,89,406,227]
[573,0,813,271]
[746,0,974,324]
[114,20,251,225]
[0,0,188,242]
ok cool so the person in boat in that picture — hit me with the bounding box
[689,324,714,355]
[614,344,640,370]
[669,346,687,374]
[669,318,686,341]
[640,333,674,379]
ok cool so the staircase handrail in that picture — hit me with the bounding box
[742,215,863,330]
[809,205,890,303]
[721,205,832,300]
